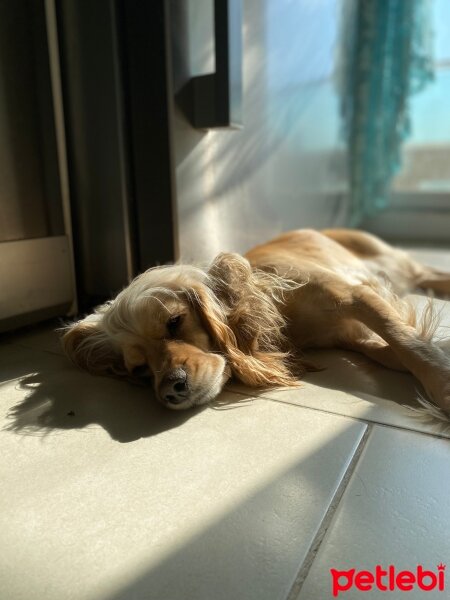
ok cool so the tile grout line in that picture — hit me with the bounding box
[285,424,373,600]
[370,419,450,441]
[3,341,64,358]
[226,389,450,440]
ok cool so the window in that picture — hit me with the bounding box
[393,0,450,194]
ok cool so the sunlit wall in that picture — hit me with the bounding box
[170,0,349,262]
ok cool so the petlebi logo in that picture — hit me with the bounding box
[330,564,446,597]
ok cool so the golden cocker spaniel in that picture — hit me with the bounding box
[62,229,450,416]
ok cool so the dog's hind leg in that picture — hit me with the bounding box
[340,338,408,372]
[322,229,450,297]
[416,265,450,296]
[339,286,450,414]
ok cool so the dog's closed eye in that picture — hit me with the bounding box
[132,364,151,378]
[167,314,183,338]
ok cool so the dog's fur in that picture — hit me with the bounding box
[62,229,450,415]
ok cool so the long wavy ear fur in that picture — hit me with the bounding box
[190,253,305,388]
[61,317,125,376]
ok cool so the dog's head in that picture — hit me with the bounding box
[62,254,300,410]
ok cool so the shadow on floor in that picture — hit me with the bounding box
[301,349,422,408]
[4,354,200,443]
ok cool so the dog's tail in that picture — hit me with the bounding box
[401,296,450,424]
[406,392,450,429]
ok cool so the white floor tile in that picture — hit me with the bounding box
[0,342,366,600]
[408,248,450,273]
[1,319,64,356]
[297,426,450,600]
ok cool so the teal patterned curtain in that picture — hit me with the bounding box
[338,0,434,224]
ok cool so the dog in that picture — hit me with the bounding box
[62,229,450,416]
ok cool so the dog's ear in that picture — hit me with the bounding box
[206,253,263,353]
[207,252,296,354]
[207,253,254,310]
[188,253,302,388]
[61,318,125,376]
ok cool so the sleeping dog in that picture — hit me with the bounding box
[62,229,450,415]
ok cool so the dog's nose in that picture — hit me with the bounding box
[160,368,189,405]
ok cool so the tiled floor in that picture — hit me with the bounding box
[1,250,449,600]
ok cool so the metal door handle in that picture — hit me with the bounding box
[190,0,242,129]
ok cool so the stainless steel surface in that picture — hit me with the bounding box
[110,1,135,285]
[58,0,135,299]
[0,1,76,328]
[189,0,243,128]
[45,0,77,314]
[170,0,349,262]
[120,0,178,273]
[0,236,73,328]
[0,0,64,243]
